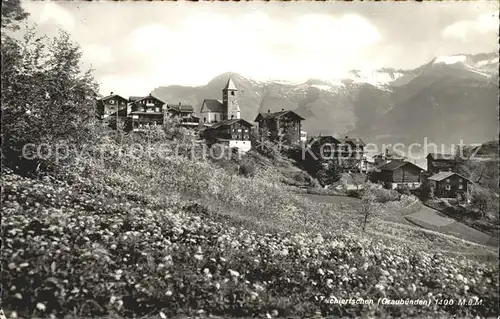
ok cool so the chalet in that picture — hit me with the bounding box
[203,119,253,153]
[371,160,424,189]
[426,153,456,174]
[200,78,240,124]
[427,171,472,198]
[128,94,165,130]
[254,109,305,144]
[166,103,199,127]
[307,135,341,160]
[373,148,406,167]
[337,136,366,173]
[96,92,128,123]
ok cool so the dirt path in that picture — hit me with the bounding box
[300,192,497,248]
[406,205,497,247]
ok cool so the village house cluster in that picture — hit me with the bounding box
[304,135,472,199]
[96,78,308,153]
[97,77,471,198]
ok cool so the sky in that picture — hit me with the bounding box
[21,1,499,96]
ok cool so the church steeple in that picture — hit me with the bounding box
[222,77,240,120]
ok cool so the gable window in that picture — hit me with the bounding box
[445,184,451,191]
[109,100,115,104]
[446,179,450,183]
[459,178,463,182]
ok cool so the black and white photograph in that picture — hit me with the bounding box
[1,0,499,318]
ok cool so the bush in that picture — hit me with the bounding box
[371,187,400,203]
[238,159,256,178]
[1,29,98,174]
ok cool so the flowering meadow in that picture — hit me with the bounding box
[1,133,499,318]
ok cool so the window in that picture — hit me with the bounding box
[109,100,115,104]
[238,129,242,132]
[231,91,235,96]
[459,178,463,182]
[446,179,450,183]
[445,185,451,191]
[459,184,463,190]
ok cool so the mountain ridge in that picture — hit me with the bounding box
[151,52,498,145]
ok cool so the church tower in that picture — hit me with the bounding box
[222,78,240,120]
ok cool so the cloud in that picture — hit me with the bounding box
[83,44,113,67]
[121,12,381,88]
[37,2,75,30]
[442,11,498,41]
[20,1,497,95]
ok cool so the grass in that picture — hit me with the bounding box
[2,130,499,318]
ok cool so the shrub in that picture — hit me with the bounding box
[370,187,399,203]
[1,28,98,174]
[471,186,494,218]
[238,159,256,178]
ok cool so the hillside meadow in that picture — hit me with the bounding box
[2,128,499,318]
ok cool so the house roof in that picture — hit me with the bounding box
[209,118,253,129]
[374,149,406,159]
[308,135,341,145]
[129,96,142,102]
[223,78,238,91]
[167,104,194,113]
[99,94,128,102]
[338,137,366,147]
[426,153,455,161]
[427,171,472,182]
[377,160,424,171]
[254,110,305,121]
[131,95,165,105]
[201,99,224,113]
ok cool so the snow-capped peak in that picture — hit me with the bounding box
[432,55,467,65]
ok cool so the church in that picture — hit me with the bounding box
[200,78,253,152]
[199,78,241,123]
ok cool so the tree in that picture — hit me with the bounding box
[316,161,341,187]
[470,186,493,219]
[358,186,378,232]
[1,0,29,31]
[2,28,98,173]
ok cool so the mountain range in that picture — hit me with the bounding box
[151,52,498,147]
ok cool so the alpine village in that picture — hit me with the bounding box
[98,77,474,201]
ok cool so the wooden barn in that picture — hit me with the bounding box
[427,171,472,198]
[371,160,424,189]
